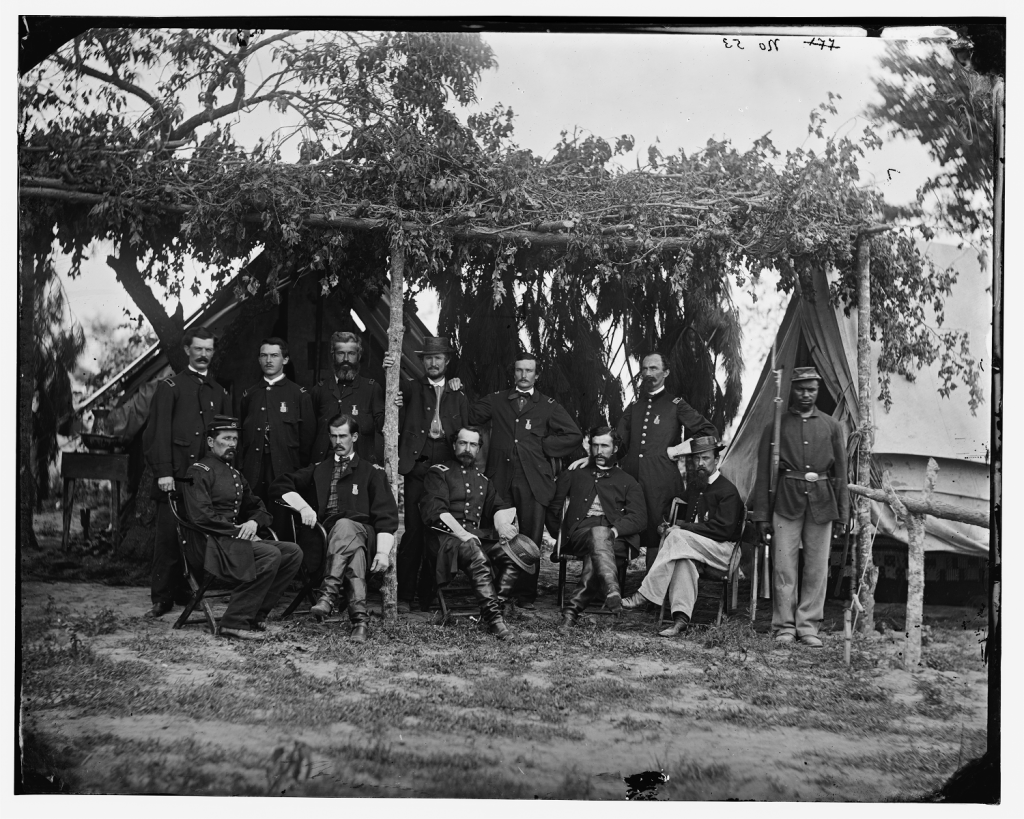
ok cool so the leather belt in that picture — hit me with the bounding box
[781,470,826,482]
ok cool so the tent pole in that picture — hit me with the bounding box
[854,237,877,634]
[313,288,324,384]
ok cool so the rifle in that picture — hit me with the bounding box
[762,341,784,599]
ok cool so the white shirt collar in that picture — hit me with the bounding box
[647,386,665,397]
[264,373,285,385]
[428,378,445,388]
[517,387,534,396]
[708,469,721,484]
[188,365,208,376]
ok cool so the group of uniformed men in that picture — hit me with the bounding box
[144,326,849,648]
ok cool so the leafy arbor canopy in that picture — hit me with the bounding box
[19,27,984,426]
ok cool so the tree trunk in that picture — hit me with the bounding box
[18,225,39,552]
[903,460,936,671]
[988,75,1004,766]
[847,483,988,528]
[855,237,878,633]
[107,242,187,372]
[381,230,406,625]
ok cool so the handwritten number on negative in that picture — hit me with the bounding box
[723,38,744,49]
[803,37,840,51]
[724,38,779,51]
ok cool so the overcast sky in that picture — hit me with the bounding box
[52,25,950,413]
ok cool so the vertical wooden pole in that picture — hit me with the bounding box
[988,75,1004,765]
[381,230,405,625]
[18,223,38,553]
[904,459,936,670]
[855,237,878,633]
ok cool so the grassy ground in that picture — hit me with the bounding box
[20,540,989,799]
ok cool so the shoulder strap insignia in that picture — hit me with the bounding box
[242,386,253,398]
[548,397,554,403]
[372,463,385,470]
[673,397,682,404]
[431,464,450,472]
[367,378,375,384]
[189,462,211,472]
[480,474,490,482]
[300,386,308,393]
[163,377,176,387]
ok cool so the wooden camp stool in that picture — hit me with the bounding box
[60,452,129,550]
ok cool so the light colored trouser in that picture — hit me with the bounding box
[771,512,833,638]
[638,529,735,618]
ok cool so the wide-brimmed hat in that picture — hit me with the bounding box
[415,336,455,356]
[206,415,240,436]
[791,366,821,383]
[667,435,725,459]
[499,534,540,575]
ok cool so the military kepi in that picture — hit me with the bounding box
[206,415,240,436]
[791,366,821,383]
[415,336,455,356]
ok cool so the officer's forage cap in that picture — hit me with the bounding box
[667,436,725,459]
[207,415,240,436]
[791,366,822,383]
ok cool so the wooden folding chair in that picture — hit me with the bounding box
[167,487,278,634]
[275,502,329,618]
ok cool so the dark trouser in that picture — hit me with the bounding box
[152,499,189,605]
[506,457,547,603]
[641,524,662,575]
[435,536,503,624]
[319,519,371,624]
[397,438,452,605]
[565,517,628,615]
[220,540,302,630]
[252,454,293,539]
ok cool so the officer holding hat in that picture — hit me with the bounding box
[182,416,303,641]
[420,426,535,639]
[750,367,849,648]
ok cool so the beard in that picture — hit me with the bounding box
[219,448,236,463]
[690,467,710,491]
[456,451,476,467]
[336,362,359,383]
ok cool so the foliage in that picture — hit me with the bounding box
[31,254,86,504]
[18,28,984,426]
[866,41,995,241]
[77,315,158,397]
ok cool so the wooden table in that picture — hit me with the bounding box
[61,452,129,551]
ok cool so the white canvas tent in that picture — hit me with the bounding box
[721,242,990,558]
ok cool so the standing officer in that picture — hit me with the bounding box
[547,426,647,629]
[751,367,849,648]
[144,326,230,618]
[615,353,718,574]
[182,416,302,641]
[311,331,385,464]
[420,426,535,638]
[272,413,398,642]
[239,337,315,534]
[469,353,583,605]
[383,337,469,613]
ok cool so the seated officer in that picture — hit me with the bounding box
[546,426,647,630]
[420,426,537,640]
[271,413,398,642]
[182,416,303,641]
[622,436,744,636]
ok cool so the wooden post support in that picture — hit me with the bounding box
[18,225,39,553]
[903,460,937,670]
[854,236,878,633]
[381,229,405,625]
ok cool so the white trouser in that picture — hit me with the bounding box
[638,528,735,618]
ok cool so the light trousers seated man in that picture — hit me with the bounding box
[317,518,374,627]
[634,528,735,630]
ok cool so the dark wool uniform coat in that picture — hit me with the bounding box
[269,453,399,555]
[145,368,231,486]
[397,377,469,477]
[311,374,385,464]
[469,389,583,507]
[616,390,718,526]
[674,473,745,543]
[182,455,274,584]
[238,377,315,488]
[751,406,850,525]
[420,460,513,584]
[546,464,648,557]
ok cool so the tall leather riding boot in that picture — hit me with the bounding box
[566,554,599,614]
[344,546,368,625]
[460,541,501,623]
[590,527,622,612]
[312,554,343,618]
[495,556,523,615]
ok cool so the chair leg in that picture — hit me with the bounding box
[436,586,450,620]
[557,559,567,609]
[750,545,759,624]
[174,573,214,630]
[717,582,726,626]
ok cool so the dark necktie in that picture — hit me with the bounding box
[516,392,528,413]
